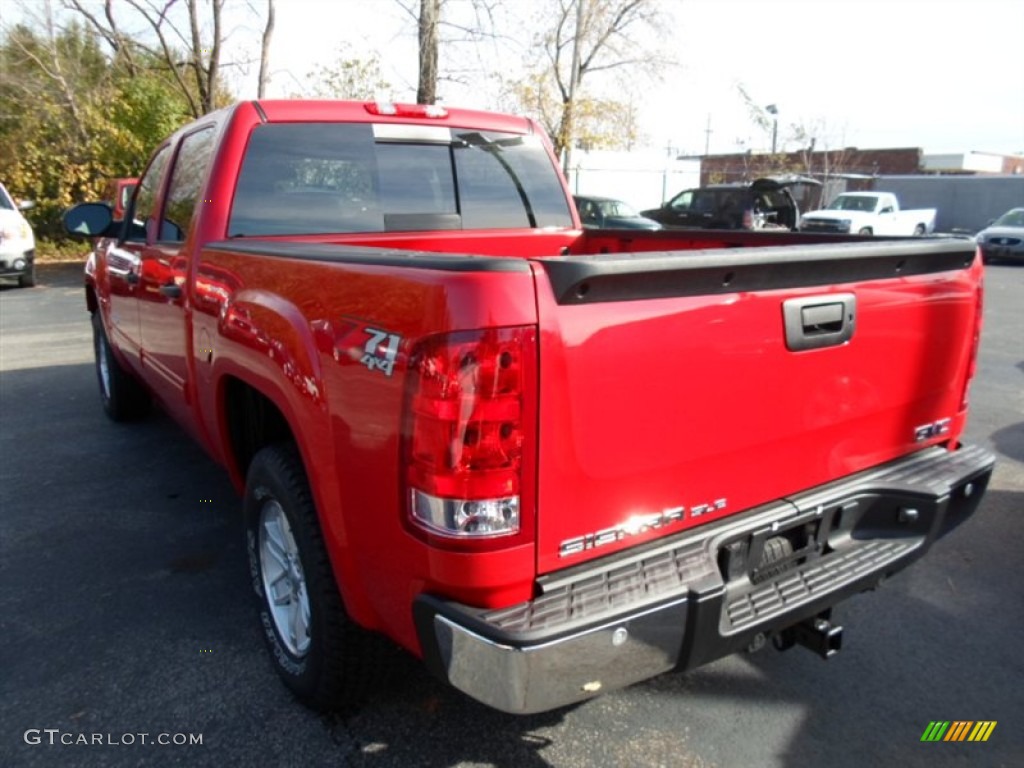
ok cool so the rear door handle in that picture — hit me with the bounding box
[783,294,856,351]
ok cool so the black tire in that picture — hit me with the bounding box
[17,263,35,288]
[857,227,873,236]
[91,312,150,421]
[245,443,376,712]
[913,224,926,236]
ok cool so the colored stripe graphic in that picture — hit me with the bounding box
[921,721,949,741]
[944,721,972,741]
[921,721,997,742]
[968,722,997,742]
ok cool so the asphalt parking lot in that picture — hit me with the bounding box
[2,262,1022,768]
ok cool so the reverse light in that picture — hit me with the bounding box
[403,326,535,544]
[411,492,520,536]
[364,102,449,119]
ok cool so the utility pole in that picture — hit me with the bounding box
[704,114,712,156]
[766,103,779,154]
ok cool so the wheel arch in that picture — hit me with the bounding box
[217,373,378,629]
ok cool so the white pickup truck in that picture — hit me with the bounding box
[799,192,936,236]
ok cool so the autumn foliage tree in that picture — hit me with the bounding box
[2,0,275,241]
[0,19,193,238]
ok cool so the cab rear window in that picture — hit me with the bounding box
[228,123,572,236]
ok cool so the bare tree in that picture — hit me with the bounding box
[257,0,274,98]
[522,0,663,172]
[305,46,391,100]
[65,0,236,117]
[416,0,440,103]
[6,1,89,141]
[58,0,139,75]
[394,0,505,103]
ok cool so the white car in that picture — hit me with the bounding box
[799,191,936,237]
[0,182,36,287]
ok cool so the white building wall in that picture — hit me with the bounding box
[564,150,701,210]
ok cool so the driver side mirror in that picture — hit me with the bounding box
[62,202,117,238]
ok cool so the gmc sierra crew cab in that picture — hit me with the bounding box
[64,100,994,715]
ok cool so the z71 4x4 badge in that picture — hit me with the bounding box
[359,327,401,377]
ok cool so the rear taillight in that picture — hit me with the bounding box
[403,326,536,547]
[960,280,984,410]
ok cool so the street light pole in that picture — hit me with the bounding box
[765,104,779,154]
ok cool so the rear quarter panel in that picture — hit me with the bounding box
[191,244,540,652]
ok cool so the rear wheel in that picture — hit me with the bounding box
[913,224,927,236]
[245,443,377,711]
[91,312,149,421]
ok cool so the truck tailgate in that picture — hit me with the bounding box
[529,240,981,574]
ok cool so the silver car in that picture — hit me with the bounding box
[976,208,1024,264]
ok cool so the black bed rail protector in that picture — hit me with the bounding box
[204,240,531,272]
[535,239,977,305]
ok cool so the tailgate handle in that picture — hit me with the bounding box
[783,294,856,351]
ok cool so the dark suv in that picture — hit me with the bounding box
[641,177,816,231]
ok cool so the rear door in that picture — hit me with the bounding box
[655,189,720,228]
[105,145,173,367]
[137,126,217,419]
[529,239,980,574]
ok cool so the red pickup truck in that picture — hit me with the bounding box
[64,100,994,715]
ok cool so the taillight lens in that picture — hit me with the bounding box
[403,326,536,543]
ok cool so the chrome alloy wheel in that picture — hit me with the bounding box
[259,499,311,656]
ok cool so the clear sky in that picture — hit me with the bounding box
[8,0,1024,156]
[261,0,1024,156]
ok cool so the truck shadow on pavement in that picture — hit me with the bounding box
[991,421,1024,463]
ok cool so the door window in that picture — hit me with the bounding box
[128,145,172,242]
[163,128,217,243]
[670,190,694,210]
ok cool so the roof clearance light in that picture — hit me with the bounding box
[364,102,448,119]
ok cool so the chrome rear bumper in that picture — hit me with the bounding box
[414,444,994,714]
